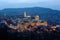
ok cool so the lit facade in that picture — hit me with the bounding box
[35,15,39,21]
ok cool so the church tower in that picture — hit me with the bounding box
[24,11,27,17]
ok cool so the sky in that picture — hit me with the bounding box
[0,0,60,10]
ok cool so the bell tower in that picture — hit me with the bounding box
[24,11,27,17]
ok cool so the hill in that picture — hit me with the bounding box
[0,7,60,25]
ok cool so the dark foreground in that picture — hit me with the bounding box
[0,23,60,40]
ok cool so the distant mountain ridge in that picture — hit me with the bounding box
[0,7,60,24]
[0,7,60,15]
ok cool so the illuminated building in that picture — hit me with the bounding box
[30,22,36,27]
[35,15,39,21]
[36,21,48,26]
[24,11,31,18]
[51,26,57,31]
[56,25,60,27]
[24,11,27,17]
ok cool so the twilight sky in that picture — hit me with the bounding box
[0,0,60,10]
